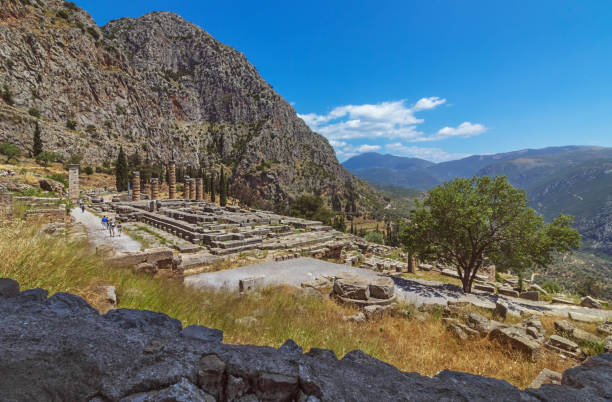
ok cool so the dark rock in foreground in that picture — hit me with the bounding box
[1,280,611,401]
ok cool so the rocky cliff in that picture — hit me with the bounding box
[1,278,612,401]
[0,0,371,206]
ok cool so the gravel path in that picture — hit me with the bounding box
[70,208,141,253]
[186,257,612,320]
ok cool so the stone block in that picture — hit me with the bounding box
[474,283,496,293]
[547,335,579,353]
[520,291,539,301]
[551,297,575,305]
[0,278,19,298]
[490,327,542,362]
[580,296,603,309]
[239,276,265,293]
[368,277,395,300]
[498,287,520,298]
[528,368,561,389]
[569,311,602,323]
[333,276,370,301]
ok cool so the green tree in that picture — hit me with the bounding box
[219,169,227,206]
[210,174,216,203]
[401,176,581,293]
[33,121,43,157]
[35,151,59,167]
[364,230,384,244]
[332,215,346,232]
[289,194,332,224]
[115,146,129,192]
[128,151,141,171]
[0,142,21,162]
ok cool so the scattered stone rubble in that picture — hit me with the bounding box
[2,279,612,401]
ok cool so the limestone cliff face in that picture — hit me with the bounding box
[0,0,360,205]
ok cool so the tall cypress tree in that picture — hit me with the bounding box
[33,121,43,157]
[115,146,129,192]
[219,169,227,206]
[210,173,216,203]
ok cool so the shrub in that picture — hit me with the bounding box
[86,124,96,133]
[87,27,100,41]
[66,119,77,130]
[115,104,126,115]
[1,85,14,106]
[541,281,561,294]
[49,173,68,188]
[64,1,79,11]
[0,142,21,162]
[56,9,69,19]
[364,230,384,244]
[28,107,40,118]
[35,151,61,166]
[495,272,503,283]
[83,166,94,175]
[67,153,83,165]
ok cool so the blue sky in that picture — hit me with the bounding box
[75,0,612,162]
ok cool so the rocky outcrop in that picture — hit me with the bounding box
[0,0,379,208]
[1,278,612,401]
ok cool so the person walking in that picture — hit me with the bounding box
[117,221,123,237]
[109,219,116,237]
[101,215,108,230]
[80,203,86,213]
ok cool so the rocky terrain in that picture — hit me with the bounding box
[1,277,612,401]
[0,0,380,208]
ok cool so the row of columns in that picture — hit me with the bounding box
[129,162,204,201]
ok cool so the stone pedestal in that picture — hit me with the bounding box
[150,178,159,200]
[196,178,203,201]
[168,162,176,199]
[131,171,140,201]
[68,164,79,201]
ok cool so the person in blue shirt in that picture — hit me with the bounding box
[101,216,108,230]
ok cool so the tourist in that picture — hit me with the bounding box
[80,203,85,213]
[101,215,108,230]
[109,219,115,237]
[117,221,123,237]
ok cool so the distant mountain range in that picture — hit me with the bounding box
[343,146,612,256]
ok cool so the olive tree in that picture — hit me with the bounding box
[401,176,581,293]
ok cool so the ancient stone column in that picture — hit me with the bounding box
[150,178,159,200]
[195,178,203,201]
[68,164,79,201]
[131,171,140,201]
[168,162,176,199]
[183,176,191,200]
[189,179,196,201]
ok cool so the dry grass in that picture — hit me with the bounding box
[0,220,580,389]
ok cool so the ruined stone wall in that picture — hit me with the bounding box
[0,190,13,217]
[0,279,611,401]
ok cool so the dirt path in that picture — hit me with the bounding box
[70,208,141,253]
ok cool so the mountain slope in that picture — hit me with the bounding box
[343,147,612,256]
[0,0,381,209]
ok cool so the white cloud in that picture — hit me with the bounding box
[355,144,381,153]
[385,142,469,162]
[412,96,446,111]
[331,143,382,161]
[435,121,487,138]
[298,97,447,141]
